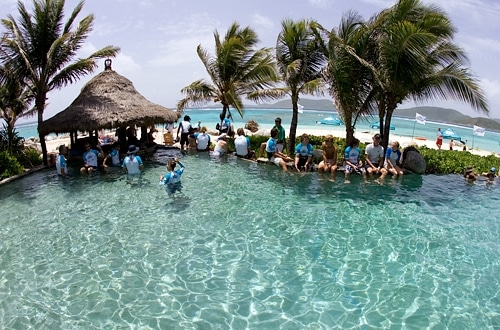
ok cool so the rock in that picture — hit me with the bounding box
[402,146,426,174]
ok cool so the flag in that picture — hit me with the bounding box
[415,113,426,125]
[473,125,485,136]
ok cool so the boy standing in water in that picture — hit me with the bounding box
[160,157,185,197]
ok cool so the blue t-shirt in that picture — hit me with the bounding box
[109,148,120,166]
[344,146,361,163]
[265,137,277,159]
[162,161,185,194]
[221,118,231,131]
[56,154,67,176]
[386,148,401,164]
[295,143,313,158]
[83,149,100,167]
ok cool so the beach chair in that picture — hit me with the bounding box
[163,132,174,146]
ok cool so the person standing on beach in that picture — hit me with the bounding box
[436,128,443,150]
[449,139,454,151]
[56,144,68,177]
[273,117,286,152]
[176,115,193,151]
[365,133,384,176]
[80,143,103,174]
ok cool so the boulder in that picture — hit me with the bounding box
[402,146,426,174]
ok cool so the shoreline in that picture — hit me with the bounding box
[38,124,498,158]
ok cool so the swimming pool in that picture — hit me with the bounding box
[0,149,499,329]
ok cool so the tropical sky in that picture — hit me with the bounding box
[1,0,499,122]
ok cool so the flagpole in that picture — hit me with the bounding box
[411,121,416,142]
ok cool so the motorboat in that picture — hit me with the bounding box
[370,122,395,130]
[316,117,343,125]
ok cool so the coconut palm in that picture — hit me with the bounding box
[369,0,488,147]
[0,63,34,153]
[0,0,120,165]
[248,18,325,155]
[314,12,377,146]
[177,22,278,127]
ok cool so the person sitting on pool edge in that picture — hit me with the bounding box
[377,141,404,183]
[234,128,255,159]
[265,128,293,171]
[294,133,313,172]
[192,126,211,151]
[212,134,229,157]
[343,138,366,183]
[317,135,338,181]
[80,143,104,174]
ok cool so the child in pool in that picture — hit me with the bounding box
[160,157,185,197]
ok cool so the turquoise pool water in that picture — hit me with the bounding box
[0,149,499,329]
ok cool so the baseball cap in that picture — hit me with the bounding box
[374,134,381,139]
[491,167,496,173]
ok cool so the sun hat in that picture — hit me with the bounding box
[127,145,139,154]
[491,167,496,173]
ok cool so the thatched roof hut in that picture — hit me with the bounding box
[39,59,180,136]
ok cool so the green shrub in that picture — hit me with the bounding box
[0,151,24,179]
[417,146,500,174]
[16,147,43,168]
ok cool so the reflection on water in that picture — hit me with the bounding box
[0,152,499,328]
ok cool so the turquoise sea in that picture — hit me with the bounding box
[1,129,500,328]
[15,108,500,154]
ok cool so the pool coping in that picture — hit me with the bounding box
[0,165,47,186]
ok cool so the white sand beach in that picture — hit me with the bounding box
[41,125,497,158]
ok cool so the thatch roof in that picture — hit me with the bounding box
[39,60,180,135]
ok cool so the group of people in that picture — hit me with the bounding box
[55,141,145,183]
[55,116,497,198]
[464,166,497,183]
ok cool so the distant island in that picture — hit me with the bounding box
[249,98,500,132]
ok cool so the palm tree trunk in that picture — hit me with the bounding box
[36,98,48,166]
[288,94,299,155]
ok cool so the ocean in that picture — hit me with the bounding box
[13,108,500,153]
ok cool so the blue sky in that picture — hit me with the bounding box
[1,0,500,123]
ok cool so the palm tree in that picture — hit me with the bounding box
[368,0,488,148]
[248,19,325,155]
[0,63,34,153]
[314,12,377,146]
[177,22,278,127]
[0,0,120,165]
